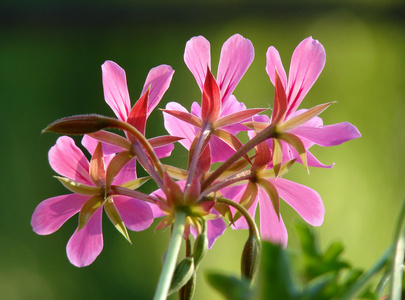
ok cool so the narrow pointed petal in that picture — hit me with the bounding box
[184,36,211,91]
[278,132,308,172]
[149,135,182,159]
[141,65,174,115]
[89,142,106,187]
[31,194,89,235]
[243,121,269,132]
[163,102,198,149]
[291,122,361,147]
[257,179,280,219]
[104,198,131,243]
[49,136,92,185]
[278,102,333,132]
[271,69,288,124]
[78,195,104,231]
[272,138,283,177]
[102,61,131,122]
[215,108,266,129]
[271,178,324,226]
[161,109,202,128]
[83,131,131,153]
[287,37,326,115]
[217,34,254,104]
[127,89,149,135]
[201,67,221,122]
[266,46,287,89]
[66,207,103,267]
[257,188,288,247]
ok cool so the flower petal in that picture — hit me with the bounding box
[206,211,227,249]
[184,36,211,91]
[114,196,154,231]
[287,37,326,115]
[66,206,103,267]
[271,178,324,226]
[265,46,287,89]
[31,194,89,235]
[49,136,92,185]
[291,122,361,147]
[163,102,197,149]
[257,188,288,247]
[102,60,131,122]
[141,65,174,116]
[217,34,254,104]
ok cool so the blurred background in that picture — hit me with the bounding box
[0,0,404,299]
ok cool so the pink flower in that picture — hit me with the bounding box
[255,37,361,170]
[31,136,154,267]
[163,34,262,163]
[83,60,178,159]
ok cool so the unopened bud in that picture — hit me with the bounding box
[42,114,112,135]
[241,234,260,282]
[193,231,208,268]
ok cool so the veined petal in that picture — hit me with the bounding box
[66,207,103,267]
[271,178,324,226]
[287,37,326,115]
[266,46,287,89]
[127,89,149,135]
[163,102,198,149]
[217,34,254,104]
[291,122,361,147]
[49,136,92,185]
[31,194,89,235]
[184,36,211,91]
[102,61,131,122]
[257,188,288,247]
[141,65,174,116]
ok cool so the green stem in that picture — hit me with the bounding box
[154,210,187,300]
[390,197,405,300]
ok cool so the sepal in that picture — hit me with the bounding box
[55,176,101,195]
[104,197,132,243]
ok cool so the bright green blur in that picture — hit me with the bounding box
[0,1,404,299]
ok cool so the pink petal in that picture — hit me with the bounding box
[257,188,288,247]
[217,34,254,104]
[206,211,227,249]
[154,143,175,159]
[265,46,287,90]
[102,60,131,122]
[31,194,89,235]
[271,178,324,226]
[287,37,326,115]
[163,102,197,149]
[291,122,361,147]
[114,196,154,231]
[82,135,124,156]
[209,135,235,163]
[66,207,103,267]
[141,65,175,116]
[184,36,211,91]
[49,136,92,185]
[112,157,137,185]
[220,95,249,133]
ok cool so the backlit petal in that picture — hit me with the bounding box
[114,196,154,231]
[184,36,211,91]
[265,46,287,89]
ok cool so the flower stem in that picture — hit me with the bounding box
[153,210,187,300]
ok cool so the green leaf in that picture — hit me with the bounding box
[257,242,298,300]
[206,272,253,300]
[300,272,336,300]
[169,257,195,295]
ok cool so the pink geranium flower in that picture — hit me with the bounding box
[31,136,154,267]
[248,37,361,172]
[163,34,262,163]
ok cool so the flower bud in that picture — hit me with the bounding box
[42,114,112,135]
[241,234,260,282]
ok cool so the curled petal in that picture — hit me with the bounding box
[141,65,174,116]
[271,178,324,226]
[31,194,89,235]
[184,36,211,91]
[291,122,361,147]
[66,207,104,267]
[102,61,131,122]
[49,136,92,185]
[217,34,254,104]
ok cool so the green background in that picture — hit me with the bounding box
[0,1,404,299]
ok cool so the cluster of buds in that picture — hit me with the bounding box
[31,34,360,297]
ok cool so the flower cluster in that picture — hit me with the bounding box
[31,34,360,294]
